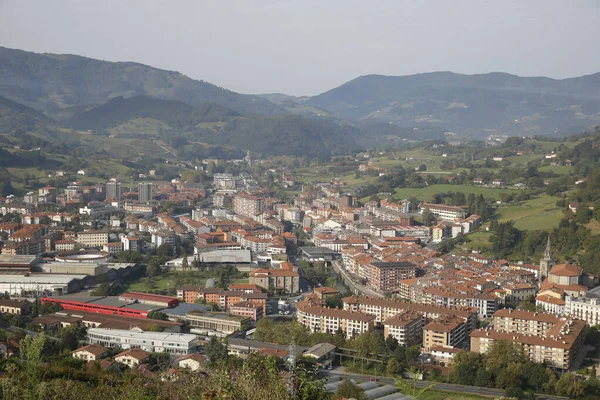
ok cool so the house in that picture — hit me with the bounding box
[55,170,66,177]
[0,299,31,315]
[492,179,504,187]
[77,170,86,176]
[115,348,150,368]
[178,353,207,371]
[72,344,107,362]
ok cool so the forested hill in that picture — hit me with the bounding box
[305,71,600,135]
[64,95,239,130]
[0,95,52,132]
[0,47,284,116]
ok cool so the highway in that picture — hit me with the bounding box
[322,369,569,400]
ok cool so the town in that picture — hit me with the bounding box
[1,139,599,399]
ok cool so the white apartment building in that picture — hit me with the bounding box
[419,203,467,222]
[87,328,198,355]
[565,291,600,326]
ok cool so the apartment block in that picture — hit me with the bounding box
[382,311,424,346]
[296,300,376,339]
[76,230,109,248]
[419,203,467,222]
[470,309,585,370]
[233,193,263,217]
[342,296,478,334]
[368,261,417,294]
[423,316,468,349]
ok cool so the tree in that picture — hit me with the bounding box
[554,372,584,398]
[146,259,161,277]
[181,253,189,271]
[147,311,167,320]
[385,334,399,352]
[386,358,403,376]
[517,295,536,312]
[205,336,228,363]
[156,243,173,259]
[90,283,112,296]
[116,250,143,263]
[485,340,526,376]
[422,209,436,227]
[395,368,436,399]
[333,379,367,400]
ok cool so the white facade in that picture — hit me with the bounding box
[565,295,600,326]
[87,328,198,355]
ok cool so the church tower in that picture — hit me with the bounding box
[539,235,554,284]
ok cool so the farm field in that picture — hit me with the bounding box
[391,184,521,202]
[495,195,562,231]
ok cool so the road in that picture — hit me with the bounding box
[323,369,568,400]
[331,260,383,298]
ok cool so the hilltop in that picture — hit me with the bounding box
[0,46,283,116]
[304,71,600,135]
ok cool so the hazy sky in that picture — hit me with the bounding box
[0,0,599,95]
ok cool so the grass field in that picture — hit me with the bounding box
[463,231,493,252]
[495,195,562,231]
[538,165,574,176]
[109,117,168,136]
[391,184,521,201]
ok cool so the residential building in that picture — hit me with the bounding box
[470,309,585,370]
[230,301,263,322]
[419,203,467,222]
[233,193,263,217]
[55,240,76,252]
[368,261,417,294]
[382,311,424,346]
[106,181,122,200]
[76,230,109,248]
[87,328,198,355]
[565,287,600,326]
[102,242,123,255]
[0,299,31,315]
[178,353,207,371]
[342,296,478,333]
[296,300,376,339]
[138,182,153,203]
[423,316,468,349]
[72,344,107,362]
[114,348,150,367]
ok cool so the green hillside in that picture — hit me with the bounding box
[0,46,283,116]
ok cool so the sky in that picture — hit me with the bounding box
[0,0,599,96]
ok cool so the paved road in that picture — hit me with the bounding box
[323,369,568,400]
[331,260,383,298]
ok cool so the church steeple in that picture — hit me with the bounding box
[539,235,553,284]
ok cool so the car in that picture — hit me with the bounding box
[369,377,377,382]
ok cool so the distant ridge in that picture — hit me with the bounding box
[0,46,284,116]
[305,71,600,134]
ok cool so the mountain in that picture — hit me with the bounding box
[305,72,600,135]
[0,47,283,116]
[0,95,52,132]
[64,95,239,131]
[256,93,334,118]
